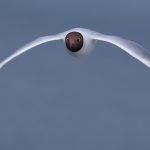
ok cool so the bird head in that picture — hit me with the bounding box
[64,28,96,57]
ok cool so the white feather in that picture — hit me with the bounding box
[0,27,149,69]
[91,30,150,68]
[0,34,63,69]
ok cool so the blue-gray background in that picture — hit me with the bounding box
[0,0,150,150]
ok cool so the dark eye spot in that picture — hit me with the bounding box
[77,38,80,42]
[66,38,69,42]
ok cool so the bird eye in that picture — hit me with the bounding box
[66,38,69,42]
[77,38,80,42]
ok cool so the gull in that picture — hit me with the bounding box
[0,28,150,69]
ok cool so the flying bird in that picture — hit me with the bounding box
[0,28,150,69]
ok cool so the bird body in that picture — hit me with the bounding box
[64,28,96,57]
[0,28,150,69]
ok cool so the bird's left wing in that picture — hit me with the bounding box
[0,33,64,69]
[91,31,150,68]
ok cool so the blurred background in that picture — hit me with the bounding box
[0,0,150,150]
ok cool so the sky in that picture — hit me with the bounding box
[0,0,150,150]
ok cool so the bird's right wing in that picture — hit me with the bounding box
[91,31,150,68]
[0,33,64,69]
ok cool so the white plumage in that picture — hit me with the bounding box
[0,28,150,69]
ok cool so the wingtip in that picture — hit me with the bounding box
[0,63,4,70]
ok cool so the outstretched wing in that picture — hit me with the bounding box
[92,31,150,68]
[0,33,64,69]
